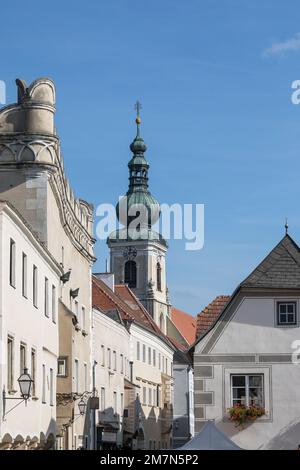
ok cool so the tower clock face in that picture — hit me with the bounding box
[123,246,137,260]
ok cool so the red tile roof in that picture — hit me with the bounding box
[171,307,197,345]
[196,295,230,338]
[92,276,173,348]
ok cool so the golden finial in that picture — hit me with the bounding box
[134,100,142,125]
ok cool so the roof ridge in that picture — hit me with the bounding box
[241,234,300,287]
[92,277,134,321]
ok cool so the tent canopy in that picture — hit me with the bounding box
[178,421,242,450]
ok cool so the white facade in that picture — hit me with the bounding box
[0,202,61,449]
[130,322,174,450]
[92,307,130,448]
[194,292,300,450]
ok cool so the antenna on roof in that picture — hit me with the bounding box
[285,218,289,235]
[105,258,108,273]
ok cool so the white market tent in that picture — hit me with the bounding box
[178,421,242,450]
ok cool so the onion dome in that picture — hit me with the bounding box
[116,102,160,229]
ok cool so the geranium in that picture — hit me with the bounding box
[228,404,265,428]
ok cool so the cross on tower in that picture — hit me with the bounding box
[135,100,142,118]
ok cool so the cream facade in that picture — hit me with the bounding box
[0,202,61,449]
[0,78,96,449]
[193,234,300,450]
[129,322,174,450]
[92,302,130,448]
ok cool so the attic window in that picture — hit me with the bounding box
[276,302,297,326]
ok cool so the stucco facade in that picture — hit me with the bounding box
[0,78,96,449]
[0,202,61,449]
[193,235,300,450]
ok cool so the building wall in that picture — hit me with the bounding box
[194,293,300,450]
[0,78,96,449]
[0,205,61,448]
[173,362,194,448]
[129,323,174,450]
[92,308,130,448]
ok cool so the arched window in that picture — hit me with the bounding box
[159,313,164,332]
[156,262,162,291]
[124,260,137,288]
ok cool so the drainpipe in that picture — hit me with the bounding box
[92,360,97,450]
[129,361,133,383]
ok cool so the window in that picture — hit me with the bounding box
[57,357,67,377]
[33,265,38,307]
[165,358,168,375]
[159,313,164,332]
[42,364,46,403]
[113,391,117,414]
[153,349,156,367]
[101,345,105,366]
[148,347,151,365]
[142,344,146,362]
[143,387,146,405]
[120,393,124,415]
[50,368,54,406]
[120,354,124,374]
[100,387,105,411]
[31,349,36,396]
[84,363,87,391]
[75,300,80,327]
[22,252,27,297]
[44,277,49,317]
[113,351,117,371]
[148,388,152,406]
[107,349,111,369]
[156,262,162,291]
[159,353,161,370]
[52,285,56,323]
[277,302,297,326]
[137,341,140,360]
[20,343,26,375]
[9,239,16,287]
[231,374,264,407]
[124,260,137,288]
[82,306,86,331]
[7,336,14,392]
[74,359,79,393]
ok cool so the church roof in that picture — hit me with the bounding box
[196,295,230,339]
[171,307,197,345]
[240,234,300,289]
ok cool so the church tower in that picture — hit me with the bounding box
[108,103,171,332]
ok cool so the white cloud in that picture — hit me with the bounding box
[264,33,300,57]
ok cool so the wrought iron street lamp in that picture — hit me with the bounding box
[2,368,34,419]
[78,398,87,416]
[18,368,33,400]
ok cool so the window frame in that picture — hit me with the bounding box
[276,301,297,326]
[57,357,68,377]
[230,373,264,408]
[22,252,27,298]
[9,239,16,288]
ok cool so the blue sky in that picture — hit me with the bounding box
[2,0,300,314]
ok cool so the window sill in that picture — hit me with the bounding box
[32,396,39,401]
[8,389,17,396]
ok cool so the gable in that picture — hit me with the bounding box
[241,235,300,289]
